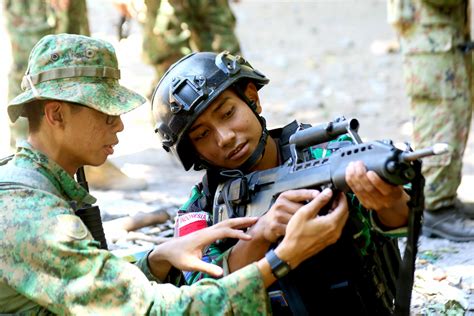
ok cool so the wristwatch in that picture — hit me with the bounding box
[265,249,291,279]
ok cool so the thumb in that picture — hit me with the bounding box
[188,258,224,277]
[301,188,333,219]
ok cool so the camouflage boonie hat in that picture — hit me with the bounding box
[8,33,146,122]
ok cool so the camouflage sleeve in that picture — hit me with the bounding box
[423,0,464,7]
[345,193,407,257]
[369,212,408,237]
[1,191,270,315]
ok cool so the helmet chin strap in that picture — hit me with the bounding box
[237,112,269,172]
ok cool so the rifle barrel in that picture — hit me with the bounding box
[401,143,449,161]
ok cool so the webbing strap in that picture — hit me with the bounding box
[0,163,62,198]
[21,66,120,90]
[394,160,424,316]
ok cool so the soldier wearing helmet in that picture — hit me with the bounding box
[0,34,351,315]
[152,51,411,314]
[153,51,269,172]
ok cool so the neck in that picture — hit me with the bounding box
[251,137,279,171]
[28,132,78,177]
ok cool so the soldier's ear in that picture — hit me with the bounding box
[43,101,64,127]
[244,82,262,114]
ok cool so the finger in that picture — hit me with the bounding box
[316,193,349,235]
[346,162,366,196]
[187,258,224,277]
[347,162,381,206]
[366,171,398,196]
[215,227,253,241]
[216,217,258,229]
[272,198,306,216]
[191,226,252,248]
[348,161,372,192]
[273,223,288,238]
[327,193,349,223]
[345,161,356,185]
[278,189,321,203]
[274,211,293,226]
[298,188,333,219]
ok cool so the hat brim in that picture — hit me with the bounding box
[8,77,146,122]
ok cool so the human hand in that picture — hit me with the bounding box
[275,189,349,269]
[345,161,409,227]
[345,161,406,210]
[148,217,258,279]
[252,190,318,243]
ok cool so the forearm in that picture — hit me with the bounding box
[256,256,277,288]
[228,227,271,273]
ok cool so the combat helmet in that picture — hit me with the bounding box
[151,51,270,171]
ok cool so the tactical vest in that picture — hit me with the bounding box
[186,121,401,315]
[0,155,62,196]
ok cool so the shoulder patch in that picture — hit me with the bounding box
[176,211,209,237]
[56,214,90,240]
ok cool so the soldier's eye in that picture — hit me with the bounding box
[223,107,234,118]
[192,129,209,141]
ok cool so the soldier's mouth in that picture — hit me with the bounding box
[104,143,117,155]
[227,142,248,161]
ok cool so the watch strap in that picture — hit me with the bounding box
[265,249,291,279]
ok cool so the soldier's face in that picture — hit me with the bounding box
[188,89,263,170]
[59,103,124,170]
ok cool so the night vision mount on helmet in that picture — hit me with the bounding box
[151,51,270,171]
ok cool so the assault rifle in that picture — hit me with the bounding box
[212,117,447,222]
[212,117,448,315]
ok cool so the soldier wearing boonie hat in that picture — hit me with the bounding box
[8,33,145,122]
[0,34,283,314]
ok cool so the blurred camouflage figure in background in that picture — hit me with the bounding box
[3,0,147,191]
[388,0,474,241]
[4,0,89,149]
[114,0,241,95]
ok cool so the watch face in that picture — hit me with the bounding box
[266,249,291,279]
[274,263,291,279]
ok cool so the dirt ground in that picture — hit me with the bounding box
[0,0,473,314]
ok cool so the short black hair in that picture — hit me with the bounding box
[23,100,46,133]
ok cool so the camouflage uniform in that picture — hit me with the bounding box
[3,0,90,148]
[0,34,270,315]
[0,143,269,315]
[387,0,472,210]
[142,0,241,82]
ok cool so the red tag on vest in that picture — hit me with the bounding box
[176,212,209,237]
